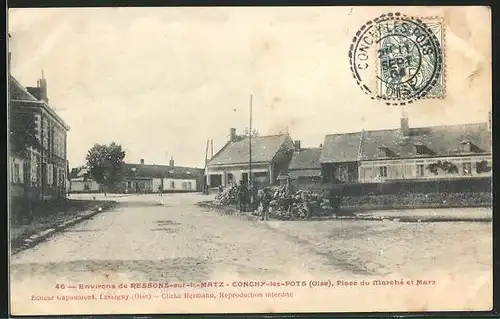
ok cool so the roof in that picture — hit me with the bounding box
[320,122,491,163]
[288,148,322,170]
[123,163,204,179]
[319,132,362,163]
[9,75,39,101]
[9,75,70,130]
[207,134,292,166]
[70,166,88,179]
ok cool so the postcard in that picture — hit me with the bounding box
[8,6,492,315]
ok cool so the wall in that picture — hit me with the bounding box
[359,155,492,183]
[9,155,24,185]
[326,176,492,197]
[70,180,101,193]
[322,162,358,183]
[124,179,153,193]
[206,163,269,187]
[26,109,68,199]
[162,178,197,192]
[9,155,25,199]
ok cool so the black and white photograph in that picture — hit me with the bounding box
[7,6,492,315]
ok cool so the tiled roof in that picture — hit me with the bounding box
[69,167,87,179]
[76,168,90,177]
[207,134,292,166]
[320,122,491,163]
[288,148,322,170]
[9,75,70,130]
[123,163,204,179]
[319,132,363,163]
[9,75,39,101]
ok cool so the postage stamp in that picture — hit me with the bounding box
[349,13,445,105]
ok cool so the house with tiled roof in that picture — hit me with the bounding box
[68,167,101,193]
[120,158,204,193]
[286,142,322,189]
[205,128,295,187]
[9,34,70,200]
[320,113,492,184]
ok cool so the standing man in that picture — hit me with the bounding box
[237,181,248,212]
[250,184,258,212]
[260,188,271,221]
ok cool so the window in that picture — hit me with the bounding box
[182,182,188,189]
[127,181,132,188]
[416,164,425,177]
[379,166,388,177]
[461,142,471,153]
[54,166,58,186]
[171,181,175,188]
[13,163,20,183]
[462,163,472,175]
[47,164,54,185]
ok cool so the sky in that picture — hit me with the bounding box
[8,6,491,168]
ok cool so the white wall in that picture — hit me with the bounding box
[162,178,197,192]
[359,155,492,183]
[70,180,100,192]
[152,178,162,192]
[206,164,269,187]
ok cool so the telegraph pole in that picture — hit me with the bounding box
[249,94,253,187]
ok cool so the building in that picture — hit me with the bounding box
[205,128,295,188]
[286,142,322,190]
[69,167,101,193]
[121,158,204,193]
[319,114,492,184]
[9,49,70,200]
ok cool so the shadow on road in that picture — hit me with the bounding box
[11,258,215,282]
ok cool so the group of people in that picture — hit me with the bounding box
[217,180,295,221]
[233,181,271,220]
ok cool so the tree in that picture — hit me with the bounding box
[85,142,126,191]
[9,103,41,159]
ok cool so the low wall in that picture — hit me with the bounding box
[326,177,492,197]
[335,192,492,212]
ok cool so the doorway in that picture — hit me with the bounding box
[242,173,248,184]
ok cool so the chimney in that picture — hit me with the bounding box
[140,159,144,165]
[230,128,237,142]
[294,140,301,152]
[36,70,48,102]
[400,110,410,137]
[169,156,174,168]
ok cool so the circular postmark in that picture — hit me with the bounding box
[349,12,444,105]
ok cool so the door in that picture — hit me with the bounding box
[242,173,248,184]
